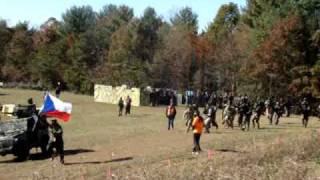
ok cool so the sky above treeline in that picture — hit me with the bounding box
[0,0,247,31]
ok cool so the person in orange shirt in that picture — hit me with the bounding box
[192,110,204,154]
[166,102,177,130]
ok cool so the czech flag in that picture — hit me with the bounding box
[39,93,72,122]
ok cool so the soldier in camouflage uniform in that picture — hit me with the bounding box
[222,97,236,129]
[265,97,274,125]
[273,101,283,125]
[204,104,218,133]
[252,99,265,129]
[238,96,250,128]
[185,105,197,133]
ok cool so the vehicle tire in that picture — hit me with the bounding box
[16,149,30,161]
[14,142,30,161]
[12,134,30,161]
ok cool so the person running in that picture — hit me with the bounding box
[183,105,194,133]
[237,96,246,127]
[166,102,177,130]
[284,97,292,117]
[118,97,124,116]
[273,101,283,125]
[192,111,204,155]
[265,97,274,124]
[125,96,132,115]
[204,104,218,133]
[252,99,265,129]
[243,102,253,131]
[223,98,236,129]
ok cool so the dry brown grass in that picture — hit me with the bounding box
[0,88,320,180]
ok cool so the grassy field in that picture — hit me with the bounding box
[1,88,320,180]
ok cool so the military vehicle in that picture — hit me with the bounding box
[0,104,50,161]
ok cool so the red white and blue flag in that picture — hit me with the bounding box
[39,93,72,122]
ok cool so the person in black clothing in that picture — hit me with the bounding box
[149,89,156,107]
[252,99,265,129]
[208,92,217,106]
[273,101,283,125]
[238,96,249,127]
[125,96,132,115]
[243,102,253,131]
[49,119,64,164]
[26,114,39,148]
[27,98,36,115]
[284,97,292,117]
[55,82,62,98]
[118,97,124,116]
[301,98,311,128]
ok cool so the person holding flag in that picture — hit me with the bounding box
[49,119,64,164]
[39,93,72,164]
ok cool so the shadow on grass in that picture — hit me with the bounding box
[64,149,95,155]
[283,122,299,125]
[64,157,133,166]
[257,127,287,130]
[215,148,246,153]
[0,93,9,96]
[129,114,151,118]
[0,148,95,163]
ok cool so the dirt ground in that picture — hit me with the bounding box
[0,88,319,180]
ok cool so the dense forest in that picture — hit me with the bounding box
[0,0,319,98]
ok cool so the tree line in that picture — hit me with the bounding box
[0,0,319,98]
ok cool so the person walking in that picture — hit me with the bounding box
[125,96,132,115]
[166,102,177,130]
[192,111,204,155]
[301,98,311,128]
[55,82,62,98]
[118,97,124,116]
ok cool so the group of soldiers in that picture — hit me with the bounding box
[183,93,320,133]
[25,98,65,164]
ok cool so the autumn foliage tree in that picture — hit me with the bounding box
[0,1,318,97]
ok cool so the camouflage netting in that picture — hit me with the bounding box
[0,118,27,136]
